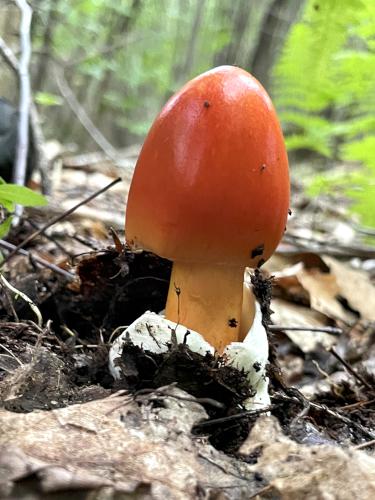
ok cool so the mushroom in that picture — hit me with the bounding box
[125,65,289,353]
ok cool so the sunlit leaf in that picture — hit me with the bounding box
[0,185,47,207]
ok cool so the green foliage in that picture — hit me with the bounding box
[309,166,375,227]
[0,181,47,238]
[274,0,375,225]
[35,92,63,107]
[34,0,234,138]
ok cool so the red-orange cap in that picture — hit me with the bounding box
[126,65,289,267]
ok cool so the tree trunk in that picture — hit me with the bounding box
[249,0,305,90]
[180,0,206,81]
[95,0,142,118]
[214,0,252,67]
[33,0,60,92]
[0,5,20,99]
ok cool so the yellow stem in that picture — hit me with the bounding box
[165,262,245,352]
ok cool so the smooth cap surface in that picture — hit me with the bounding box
[126,65,289,266]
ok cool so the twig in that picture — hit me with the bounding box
[0,274,42,327]
[193,405,274,430]
[352,223,375,238]
[13,0,33,189]
[2,280,19,322]
[269,325,342,336]
[283,231,375,259]
[146,391,225,410]
[66,36,137,67]
[26,218,74,258]
[107,383,226,415]
[0,342,23,366]
[0,36,19,68]
[327,346,373,391]
[0,321,35,329]
[54,66,118,161]
[339,398,375,411]
[70,234,100,250]
[275,389,375,441]
[0,36,50,193]
[145,323,161,349]
[74,343,111,349]
[352,439,375,450]
[248,484,274,499]
[198,451,252,483]
[108,325,129,344]
[0,239,75,280]
[0,177,121,266]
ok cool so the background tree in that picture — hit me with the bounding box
[1,0,374,224]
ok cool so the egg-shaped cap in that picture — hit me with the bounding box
[126,65,289,267]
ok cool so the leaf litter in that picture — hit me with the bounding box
[0,154,374,498]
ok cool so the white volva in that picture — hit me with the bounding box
[109,297,270,410]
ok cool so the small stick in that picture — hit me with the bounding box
[353,439,375,450]
[54,66,118,161]
[71,234,100,250]
[327,346,373,391]
[194,405,274,429]
[27,218,74,258]
[269,325,342,336]
[147,392,225,410]
[0,177,122,266]
[2,282,19,322]
[275,389,375,441]
[0,239,75,280]
[339,398,375,411]
[0,274,42,327]
[13,0,32,189]
[0,342,23,366]
[248,484,273,499]
[283,231,375,259]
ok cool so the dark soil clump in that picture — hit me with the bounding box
[1,247,374,456]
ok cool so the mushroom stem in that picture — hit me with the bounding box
[165,262,248,352]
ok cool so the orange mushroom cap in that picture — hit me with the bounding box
[126,65,289,267]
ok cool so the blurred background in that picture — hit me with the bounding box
[0,0,374,226]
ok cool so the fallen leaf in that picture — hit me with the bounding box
[297,268,356,324]
[323,256,375,321]
[271,298,337,352]
[0,389,260,498]
[240,416,375,500]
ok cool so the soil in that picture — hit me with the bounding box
[1,241,375,457]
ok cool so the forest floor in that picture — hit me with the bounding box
[0,151,375,499]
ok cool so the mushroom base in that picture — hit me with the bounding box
[165,261,252,352]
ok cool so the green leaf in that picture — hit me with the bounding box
[0,184,47,207]
[0,198,15,211]
[274,0,375,227]
[0,217,13,239]
[35,92,63,107]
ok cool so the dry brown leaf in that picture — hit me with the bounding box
[262,253,296,274]
[297,268,356,324]
[0,389,259,499]
[240,416,375,500]
[1,387,375,498]
[271,262,309,304]
[323,256,375,321]
[271,298,337,352]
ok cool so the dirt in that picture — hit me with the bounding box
[0,245,374,458]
